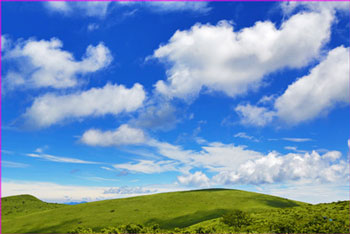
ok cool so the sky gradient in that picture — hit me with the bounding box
[1,1,349,204]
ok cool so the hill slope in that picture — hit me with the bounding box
[2,189,306,233]
[183,200,349,234]
[1,194,66,221]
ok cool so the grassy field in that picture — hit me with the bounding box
[1,194,66,221]
[2,188,306,233]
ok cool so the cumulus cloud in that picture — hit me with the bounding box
[152,9,333,101]
[235,104,276,127]
[115,138,348,186]
[213,151,348,185]
[24,83,145,128]
[3,38,112,90]
[236,46,349,126]
[177,171,210,187]
[81,126,348,186]
[81,124,147,146]
[281,1,349,15]
[274,46,349,125]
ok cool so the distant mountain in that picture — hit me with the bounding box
[64,201,88,205]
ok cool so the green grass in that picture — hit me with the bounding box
[1,194,66,221]
[2,189,306,233]
[183,200,350,234]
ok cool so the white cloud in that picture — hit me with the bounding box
[141,2,210,13]
[81,124,147,146]
[274,46,349,125]
[1,35,10,52]
[148,140,263,173]
[235,104,276,127]
[34,146,49,153]
[81,129,348,187]
[236,46,349,126]
[284,146,297,151]
[2,161,29,168]
[45,2,111,17]
[4,38,112,90]
[101,166,114,171]
[234,132,259,142]
[322,151,342,162]
[129,99,179,131]
[213,150,348,185]
[152,9,333,100]
[87,23,100,31]
[45,2,70,13]
[86,137,263,174]
[257,95,276,105]
[284,146,307,153]
[45,1,209,18]
[113,160,178,174]
[116,1,210,14]
[282,138,312,142]
[25,153,100,164]
[177,171,210,187]
[281,1,349,15]
[24,83,145,128]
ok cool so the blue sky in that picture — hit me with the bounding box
[1,1,349,204]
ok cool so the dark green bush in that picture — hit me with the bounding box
[221,209,251,228]
[68,226,94,234]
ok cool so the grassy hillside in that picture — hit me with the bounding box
[2,189,305,233]
[1,194,66,221]
[183,200,349,234]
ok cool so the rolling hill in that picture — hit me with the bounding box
[1,194,66,221]
[1,188,306,233]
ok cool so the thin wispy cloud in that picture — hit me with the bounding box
[234,132,259,142]
[282,138,313,142]
[25,153,101,164]
[2,161,29,168]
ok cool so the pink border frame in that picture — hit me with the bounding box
[0,1,349,234]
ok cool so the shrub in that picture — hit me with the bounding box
[68,227,94,234]
[221,209,251,229]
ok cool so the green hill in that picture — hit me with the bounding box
[2,189,306,233]
[1,194,66,221]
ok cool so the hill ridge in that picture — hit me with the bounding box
[2,188,306,233]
